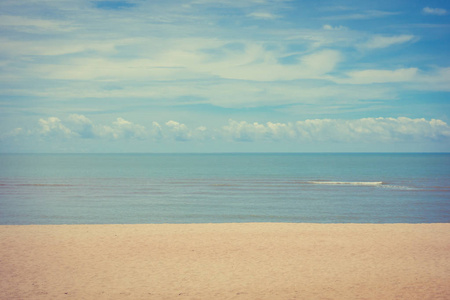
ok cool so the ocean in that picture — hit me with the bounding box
[0,153,449,224]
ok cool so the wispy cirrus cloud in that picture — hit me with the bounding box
[331,66,450,92]
[205,48,343,81]
[361,35,416,49]
[0,15,75,33]
[5,37,342,83]
[422,7,447,16]
[247,12,280,19]
[334,68,418,85]
[322,24,347,31]
[322,9,400,20]
[94,0,137,10]
[0,0,449,153]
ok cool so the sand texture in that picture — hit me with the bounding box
[1,223,449,299]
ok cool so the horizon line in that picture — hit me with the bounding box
[1,152,449,155]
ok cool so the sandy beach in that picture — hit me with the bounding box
[1,223,449,299]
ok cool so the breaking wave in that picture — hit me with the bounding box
[308,181,383,186]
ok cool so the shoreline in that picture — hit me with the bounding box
[1,223,449,299]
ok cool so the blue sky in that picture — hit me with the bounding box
[0,0,449,152]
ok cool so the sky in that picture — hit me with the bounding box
[0,0,449,153]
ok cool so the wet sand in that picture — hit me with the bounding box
[1,223,449,299]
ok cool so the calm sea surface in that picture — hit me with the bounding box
[0,153,449,224]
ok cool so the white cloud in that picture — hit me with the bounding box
[105,117,147,139]
[335,68,418,84]
[362,35,415,49]
[299,50,342,76]
[7,75,394,110]
[266,122,297,140]
[322,24,347,30]
[18,37,342,82]
[5,116,450,144]
[203,80,396,108]
[204,47,342,81]
[165,120,192,141]
[193,125,213,141]
[304,117,450,141]
[222,118,450,142]
[0,38,128,57]
[323,10,400,20]
[68,114,96,138]
[0,0,448,146]
[0,15,75,33]
[222,120,269,141]
[38,117,75,138]
[331,66,450,90]
[188,0,290,9]
[0,128,24,140]
[163,121,211,141]
[247,12,279,19]
[423,7,447,15]
[150,122,163,140]
[62,115,148,140]
[25,38,218,81]
[413,67,450,91]
[325,66,450,92]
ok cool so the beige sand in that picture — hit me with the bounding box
[1,223,449,300]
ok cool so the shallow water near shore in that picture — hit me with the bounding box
[0,153,449,224]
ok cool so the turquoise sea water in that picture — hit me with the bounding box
[0,153,449,224]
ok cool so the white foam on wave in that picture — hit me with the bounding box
[309,181,383,186]
[381,185,418,190]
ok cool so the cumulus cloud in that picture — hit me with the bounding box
[37,115,148,140]
[193,126,213,141]
[164,121,212,141]
[222,120,298,141]
[0,0,448,120]
[109,117,147,139]
[4,116,450,144]
[362,35,415,49]
[222,118,450,142]
[38,117,75,138]
[423,7,447,15]
[68,114,96,138]
[165,120,192,141]
[29,116,212,142]
[294,118,450,142]
[150,122,163,140]
[222,120,268,142]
